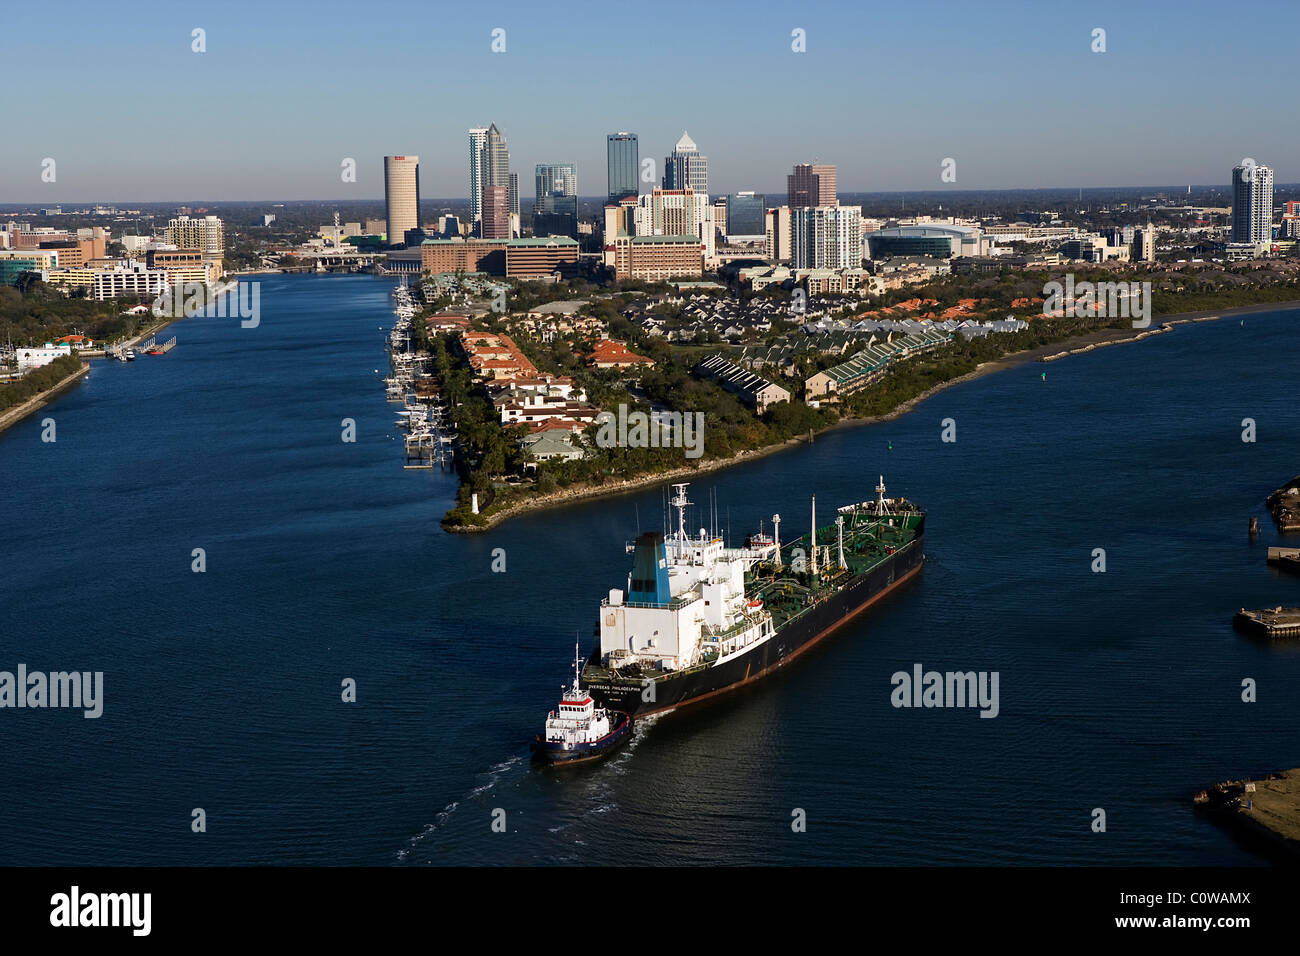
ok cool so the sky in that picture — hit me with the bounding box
[4,0,1298,202]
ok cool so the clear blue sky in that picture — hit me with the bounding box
[5,0,1297,202]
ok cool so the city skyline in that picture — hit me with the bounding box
[5,0,1299,203]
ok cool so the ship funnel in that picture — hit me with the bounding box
[627,531,672,606]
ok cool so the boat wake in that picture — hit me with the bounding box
[396,754,524,862]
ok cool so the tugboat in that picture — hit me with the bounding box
[531,645,632,766]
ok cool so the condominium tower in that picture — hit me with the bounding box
[468,128,488,224]
[1232,162,1274,243]
[792,205,862,269]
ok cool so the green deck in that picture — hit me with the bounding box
[583,506,925,685]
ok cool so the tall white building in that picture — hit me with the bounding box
[793,206,862,270]
[468,128,488,224]
[91,261,170,301]
[383,155,421,247]
[1232,162,1274,243]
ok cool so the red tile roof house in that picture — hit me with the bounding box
[425,314,471,332]
[587,339,653,368]
[54,334,94,348]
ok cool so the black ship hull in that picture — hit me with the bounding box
[583,533,924,718]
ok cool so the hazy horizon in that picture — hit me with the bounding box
[6,0,1298,203]
[4,184,1291,211]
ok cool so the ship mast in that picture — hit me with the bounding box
[671,483,691,564]
[772,513,782,569]
[836,515,846,570]
[875,475,892,515]
[810,494,818,575]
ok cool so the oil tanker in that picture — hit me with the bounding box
[579,478,924,718]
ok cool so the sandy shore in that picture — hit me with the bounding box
[0,362,92,436]
[452,299,1300,532]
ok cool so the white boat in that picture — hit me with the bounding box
[530,645,632,766]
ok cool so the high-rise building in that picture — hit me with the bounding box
[1132,223,1156,263]
[535,196,579,239]
[468,129,488,224]
[793,205,862,270]
[509,173,519,218]
[1283,202,1300,240]
[536,163,578,201]
[482,185,510,239]
[662,132,708,197]
[534,163,578,239]
[602,197,639,268]
[634,188,714,258]
[166,214,226,271]
[787,164,837,207]
[382,155,420,248]
[607,132,639,201]
[725,192,766,239]
[1232,162,1274,243]
[482,124,509,191]
[765,206,792,261]
[474,124,511,237]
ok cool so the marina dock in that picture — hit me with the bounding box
[386,281,456,471]
[1233,606,1300,638]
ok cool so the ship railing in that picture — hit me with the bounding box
[601,596,693,611]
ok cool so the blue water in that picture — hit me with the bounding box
[2,274,1298,865]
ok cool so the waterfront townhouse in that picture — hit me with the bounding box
[695,354,791,414]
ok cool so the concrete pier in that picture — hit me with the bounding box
[1234,606,1300,638]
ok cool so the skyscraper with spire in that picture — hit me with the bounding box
[662,132,708,198]
[471,123,512,238]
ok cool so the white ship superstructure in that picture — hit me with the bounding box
[599,483,779,673]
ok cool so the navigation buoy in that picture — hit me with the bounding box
[1041,371,1046,381]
